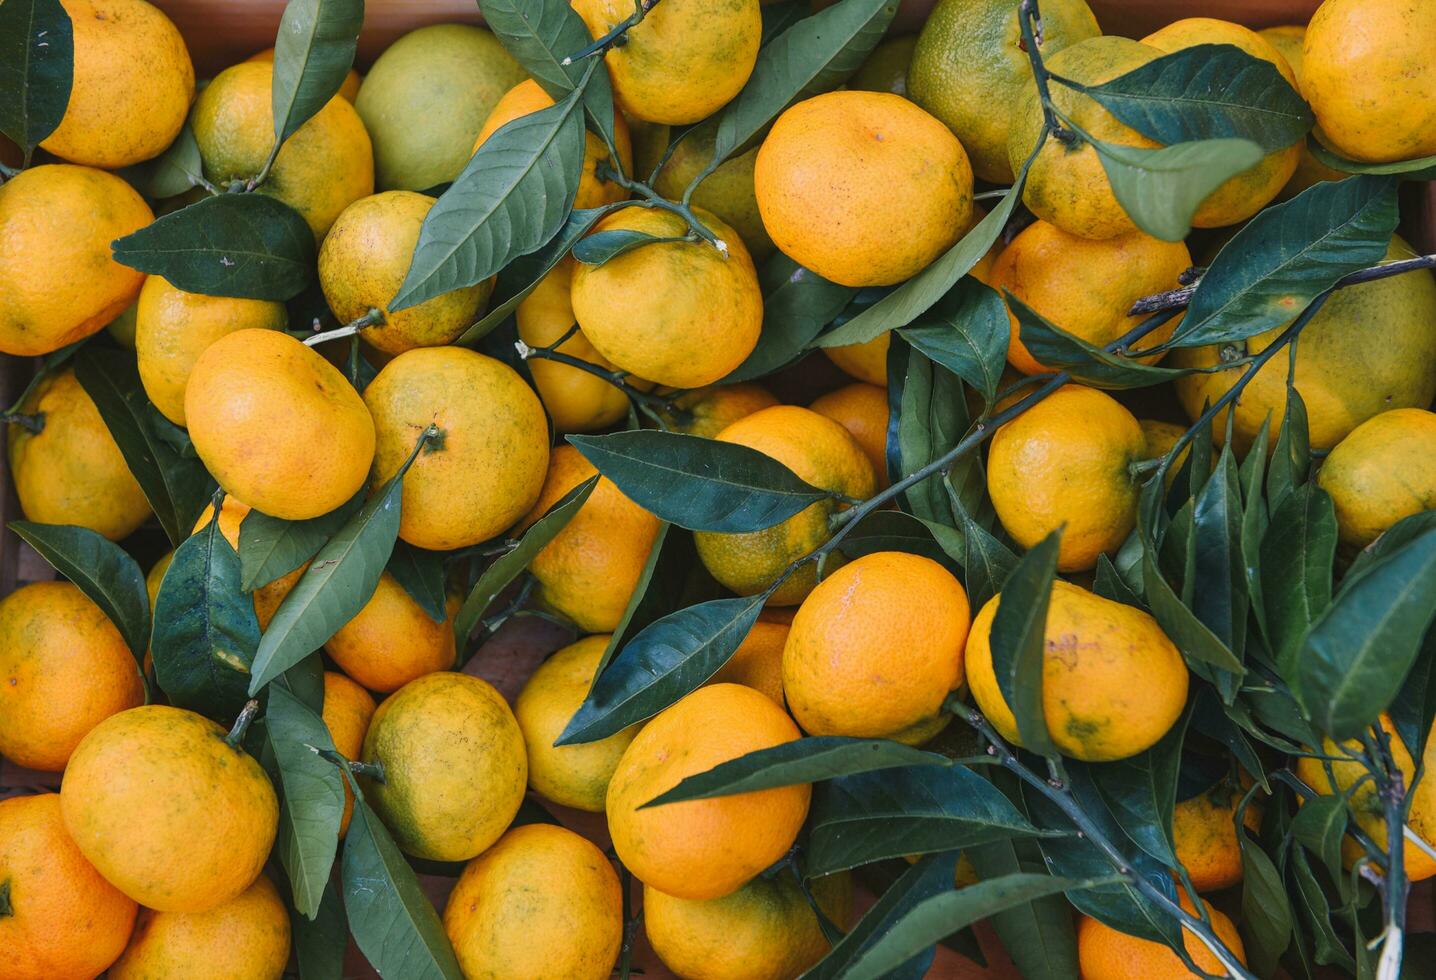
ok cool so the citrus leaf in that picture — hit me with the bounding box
[1190,447,1246,654]
[0,0,72,155]
[121,122,204,199]
[1389,625,1436,762]
[152,506,260,721]
[571,228,680,265]
[390,83,587,311]
[893,345,970,527]
[291,876,346,980]
[1289,792,1346,883]
[1092,136,1265,243]
[1238,834,1292,977]
[268,683,344,919]
[806,765,1053,875]
[990,529,1060,757]
[386,542,446,623]
[238,489,365,592]
[111,193,316,300]
[899,277,1009,404]
[567,430,832,532]
[1261,482,1336,672]
[271,0,363,147]
[1172,175,1400,347]
[9,521,150,664]
[1008,293,1186,388]
[1068,44,1310,152]
[73,346,214,546]
[641,737,950,808]
[967,839,1081,980]
[1088,703,1190,868]
[1293,526,1436,739]
[343,797,463,980]
[1265,384,1310,514]
[837,509,959,569]
[1347,509,1436,583]
[1307,140,1436,180]
[557,591,767,745]
[726,255,855,382]
[709,0,896,168]
[957,502,1018,613]
[451,475,598,648]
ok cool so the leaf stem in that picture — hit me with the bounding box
[1017,0,1077,146]
[562,0,662,65]
[515,334,688,428]
[225,699,261,748]
[0,160,20,179]
[593,161,728,255]
[304,308,385,348]
[316,747,385,783]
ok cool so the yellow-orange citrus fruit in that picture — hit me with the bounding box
[514,634,639,812]
[0,164,153,356]
[571,206,763,388]
[607,684,809,900]
[1077,893,1246,978]
[361,672,527,861]
[852,35,917,96]
[1139,418,1192,488]
[663,382,781,438]
[108,874,291,980]
[42,0,194,168]
[707,619,788,706]
[1317,408,1436,551]
[1173,779,1262,893]
[0,582,143,772]
[324,573,456,693]
[652,117,775,260]
[1302,0,1436,163]
[1256,25,1346,199]
[991,220,1190,375]
[187,329,375,521]
[785,552,970,745]
[191,497,303,630]
[107,302,138,348]
[475,79,634,210]
[61,705,278,912]
[517,257,631,434]
[644,872,853,980]
[809,382,891,489]
[755,90,973,287]
[8,368,151,541]
[519,445,662,633]
[695,405,876,606]
[966,580,1189,761]
[365,346,549,550]
[136,275,287,425]
[444,824,623,980]
[0,793,137,980]
[192,61,373,240]
[987,385,1146,572]
[321,671,377,837]
[572,0,761,125]
[248,45,360,102]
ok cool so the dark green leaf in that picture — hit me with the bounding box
[387,542,446,623]
[807,765,1051,875]
[343,797,463,980]
[588,524,695,684]
[1290,793,1346,883]
[452,475,597,647]
[1266,384,1310,512]
[899,278,1009,404]
[268,683,344,918]
[1191,447,1247,654]
[1388,623,1436,761]
[1240,420,1272,640]
[571,229,683,264]
[390,84,586,311]
[1173,175,1399,347]
[957,502,1018,612]
[567,430,830,532]
[1345,509,1436,583]
[1139,532,1246,674]
[1092,137,1265,242]
[271,0,363,146]
[1093,553,1143,608]
[1071,43,1310,152]
[10,521,149,663]
[557,591,767,745]
[1262,482,1336,671]
[122,122,204,199]
[1089,703,1190,867]
[641,737,950,808]
[837,509,959,569]
[291,875,346,980]
[111,193,316,300]
[73,346,214,546]
[238,490,365,592]
[991,530,1060,756]
[1307,140,1436,179]
[1239,834,1292,976]
[1294,528,1436,738]
[152,508,260,720]
[967,839,1080,980]
[1288,847,1355,971]
[1008,293,1186,388]
[893,347,970,526]
[726,256,855,382]
[0,0,72,154]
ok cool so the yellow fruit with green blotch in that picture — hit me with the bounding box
[8,368,151,541]
[324,574,457,693]
[60,705,279,912]
[136,276,287,426]
[364,346,550,551]
[514,635,639,812]
[570,206,763,388]
[192,61,373,240]
[0,164,153,356]
[653,117,774,259]
[1317,408,1436,551]
[185,330,375,521]
[360,672,527,862]
[965,581,1189,761]
[444,824,624,980]
[319,192,494,354]
[572,0,761,125]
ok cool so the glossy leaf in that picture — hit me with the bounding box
[343,797,463,980]
[642,737,950,808]
[571,228,680,264]
[238,490,364,591]
[1008,294,1185,388]
[1072,43,1310,152]
[1238,833,1292,976]
[990,530,1060,757]
[957,502,1018,611]
[557,591,767,745]
[1092,137,1265,242]
[837,509,959,569]
[727,256,855,382]
[1239,420,1272,641]
[387,542,446,623]
[1262,482,1336,671]
[270,0,364,146]
[452,475,597,646]
[73,346,214,546]
[112,193,316,300]
[898,278,1009,404]
[1293,527,1436,738]
[10,521,150,663]
[268,684,344,918]
[893,347,969,527]
[291,876,346,980]
[123,122,204,199]
[0,0,72,154]
[152,507,260,720]
[1089,703,1190,867]
[967,839,1080,980]
[391,84,586,311]
[1389,626,1436,761]
[1191,448,1247,655]
[1307,140,1436,179]
[567,430,830,532]
[1173,175,1399,347]
[1265,384,1310,513]
[1345,508,1436,583]
[1139,528,1246,675]
[1289,792,1346,883]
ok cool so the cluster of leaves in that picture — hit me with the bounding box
[5,0,1436,975]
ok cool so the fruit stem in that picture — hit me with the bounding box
[562,0,663,65]
[304,308,385,348]
[1017,0,1077,146]
[316,747,385,783]
[225,699,261,748]
[0,411,44,434]
[515,334,691,429]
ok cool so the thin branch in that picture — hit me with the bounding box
[562,0,662,65]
